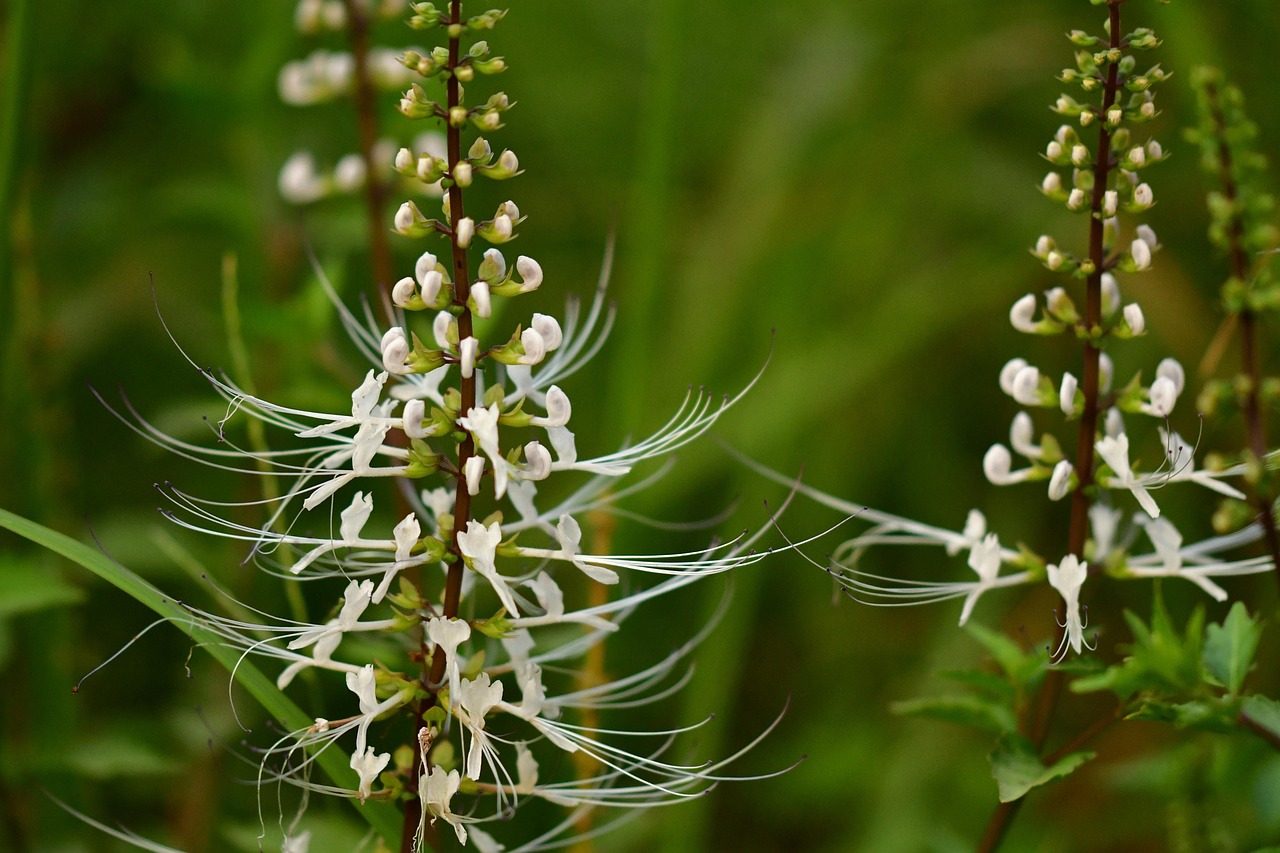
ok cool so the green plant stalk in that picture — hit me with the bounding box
[0,507,402,844]
[1202,78,1280,586]
[979,3,1124,849]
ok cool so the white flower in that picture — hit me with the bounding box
[460,403,511,498]
[1134,183,1153,207]
[457,519,519,615]
[333,153,366,193]
[1067,188,1086,210]
[279,151,326,204]
[1011,365,1042,406]
[1100,272,1120,316]
[1124,303,1145,335]
[1048,460,1073,501]
[959,532,1003,626]
[350,745,390,802]
[530,385,572,428]
[460,336,478,379]
[518,328,546,365]
[1143,376,1178,417]
[1131,236,1152,270]
[471,280,492,318]
[1010,294,1038,333]
[531,313,562,351]
[381,327,412,375]
[1102,189,1118,217]
[426,616,471,700]
[1047,554,1090,660]
[456,672,504,780]
[1059,372,1077,416]
[1010,411,1041,459]
[1136,224,1159,249]
[1096,432,1160,518]
[421,765,467,844]
[1042,172,1061,193]
[456,216,475,248]
[464,454,485,496]
[515,255,543,292]
[983,444,1032,485]
[999,358,1029,396]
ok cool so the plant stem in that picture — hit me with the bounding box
[1203,78,1280,586]
[403,3,474,848]
[342,0,396,312]
[978,5,1124,849]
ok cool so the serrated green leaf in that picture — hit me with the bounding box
[989,734,1095,802]
[1242,695,1280,742]
[0,507,401,843]
[1203,601,1261,695]
[966,622,1048,688]
[938,668,1017,702]
[891,694,1017,736]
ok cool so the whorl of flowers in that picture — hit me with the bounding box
[769,3,1273,661]
[101,2,801,850]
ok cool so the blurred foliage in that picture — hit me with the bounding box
[3,1,1280,851]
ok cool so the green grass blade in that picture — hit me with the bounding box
[0,507,402,844]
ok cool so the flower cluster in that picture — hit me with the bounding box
[106,3,799,850]
[771,5,1274,662]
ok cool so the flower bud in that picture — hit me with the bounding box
[403,399,429,440]
[1133,183,1153,207]
[1105,406,1125,438]
[515,256,542,292]
[1147,140,1163,160]
[1070,144,1089,166]
[532,386,571,428]
[279,152,325,204]
[381,327,412,375]
[1046,140,1064,160]
[1010,294,1037,333]
[395,201,431,236]
[1048,460,1074,501]
[1123,303,1145,335]
[470,281,492,318]
[449,105,469,126]
[392,276,418,309]
[1136,224,1158,249]
[1067,188,1086,210]
[1106,106,1123,126]
[460,336,478,379]
[464,455,485,496]
[455,216,475,248]
[1099,353,1114,395]
[523,442,552,480]
[999,358,1029,396]
[1060,372,1078,416]
[478,248,507,282]
[983,444,1025,485]
[1041,172,1062,193]
[1102,190,1118,217]
[518,328,546,365]
[433,311,454,350]
[531,313,562,351]
[448,158,471,186]
[334,153,366,193]
[1046,250,1066,270]
[1130,236,1152,270]
[395,147,414,172]
[1100,272,1120,316]
[1012,365,1042,406]
[1127,146,1146,167]
[469,137,493,162]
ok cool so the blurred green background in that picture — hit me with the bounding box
[4,1,1280,851]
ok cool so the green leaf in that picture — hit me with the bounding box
[0,555,85,617]
[989,734,1095,802]
[1242,695,1280,743]
[966,622,1048,689]
[1127,698,1238,733]
[938,668,1017,703]
[891,694,1017,736]
[0,507,402,843]
[1203,601,1261,695]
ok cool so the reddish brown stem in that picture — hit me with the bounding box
[342,0,396,314]
[978,4,1124,850]
[402,3,475,849]
[1206,81,1280,586]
